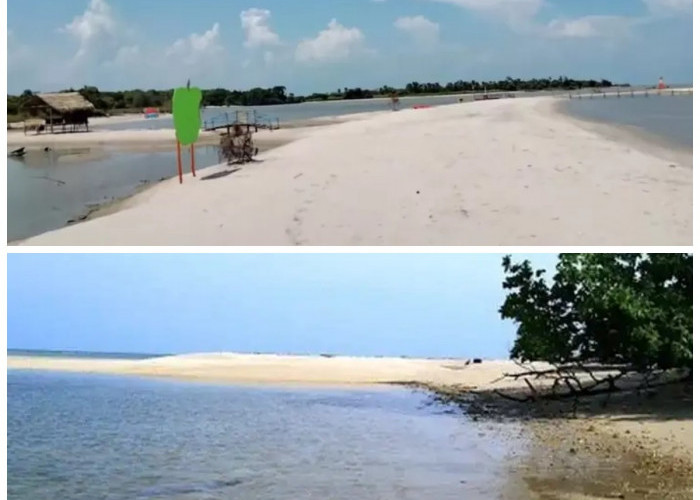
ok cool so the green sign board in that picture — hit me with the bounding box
[172,86,202,146]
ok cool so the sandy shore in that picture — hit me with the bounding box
[17,96,691,246]
[7,127,308,151]
[7,111,386,150]
[7,353,529,386]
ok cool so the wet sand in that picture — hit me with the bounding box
[17,96,692,246]
[419,375,692,499]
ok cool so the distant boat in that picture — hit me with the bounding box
[143,107,160,119]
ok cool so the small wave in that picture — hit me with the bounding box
[137,478,242,498]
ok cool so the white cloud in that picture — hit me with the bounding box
[295,19,366,63]
[104,44,141,69]
[394,16,440,45]
[166,23,223,65]
[545,15,637,38]
[643,0,692,15]
[241,8,281,48]
[62,0,118,59]
[426,0,543,28]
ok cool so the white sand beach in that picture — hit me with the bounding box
[15,96,692,246]
[7,353,525,387]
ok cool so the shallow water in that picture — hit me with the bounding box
[8,371,526,500]
[564,94,692,149]
[7,349,167,360]
[95,95,477,131]
[7,146,221,242]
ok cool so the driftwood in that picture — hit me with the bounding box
[492,361,690,407]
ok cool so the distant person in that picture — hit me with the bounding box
[657,77,667,90]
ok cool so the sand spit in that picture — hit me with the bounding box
[7,353,526,387]
[18,96,691,246]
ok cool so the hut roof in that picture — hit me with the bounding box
[35,92,96,113]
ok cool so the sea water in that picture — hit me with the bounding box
[7,146,221,242]
[94,95,473,131]
[7,370,525,500]
[7,349,167,360]
[564,94,692,149]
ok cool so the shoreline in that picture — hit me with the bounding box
[7,353,526,386]
[553,99,692,165]
[9,352,692,497]
[13,95,692,246]
[8,114,373,244]
[7,110,389,150]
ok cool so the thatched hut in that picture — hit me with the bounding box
[22,92,96,134]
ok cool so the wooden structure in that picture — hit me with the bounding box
[22,92,96,134]
[568,88,692,100]
[218,124,259,164]
[203,110,277,165]
[203,110,280,133]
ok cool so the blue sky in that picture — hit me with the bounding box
[8,253,558,358]
[7,0,692,94]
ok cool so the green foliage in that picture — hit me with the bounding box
[8,76,620,117]
[500,254,692,371]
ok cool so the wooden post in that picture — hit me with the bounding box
[176,140,183,184]
[49,107,54,134]
[190,143,196,177]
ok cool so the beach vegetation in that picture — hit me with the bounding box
[500,253,692,371]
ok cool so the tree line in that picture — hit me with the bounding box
[8,76,620,117]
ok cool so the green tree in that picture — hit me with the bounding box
[500,254,692,371]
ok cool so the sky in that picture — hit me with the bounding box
[7,0,692,95]
[7,253,559,359]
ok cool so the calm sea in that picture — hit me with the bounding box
[564,94,692,149]
[7,146,222,242]
[7,349,167,360]
[7,371,526,500]
[95,95,476,131]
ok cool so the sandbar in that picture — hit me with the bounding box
[17,96,691,246]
